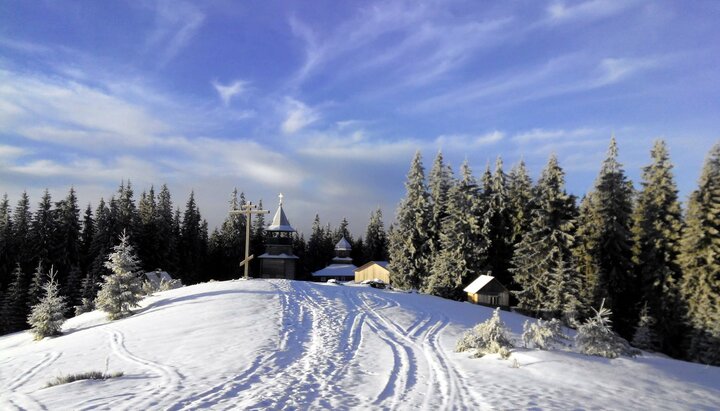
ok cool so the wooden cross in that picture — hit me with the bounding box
[229,201,269,280]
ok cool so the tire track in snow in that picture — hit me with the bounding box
[106,328,184,410]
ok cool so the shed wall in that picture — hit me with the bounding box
[354,265,390,284]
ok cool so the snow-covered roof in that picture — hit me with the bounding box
[463,275,502,294]
[312,263,357,277]
[334,237,352,251]
[144,271,173,286]
[354,261,389,272]
[258,253,299,260]
[267,203,295,232]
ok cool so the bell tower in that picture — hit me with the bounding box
[258,193,299,279]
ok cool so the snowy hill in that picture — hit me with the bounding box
[1,279,718,410]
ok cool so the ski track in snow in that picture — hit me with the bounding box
[229,280,364,410]
[170,280,309,410]
[1,351,61,411]
[99,328,184,411]
[360,292,484,410]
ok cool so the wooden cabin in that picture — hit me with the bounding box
[354,261,390,284]
[463,275,509,308]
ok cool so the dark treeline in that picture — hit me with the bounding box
[0,183,389,335]
[388,138,719,366]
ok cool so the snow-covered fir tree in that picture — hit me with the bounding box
[575,300,636,359]
[507,160,534,246]
[510,155,579,320]
[522,318,568,350]
[96,231,144,320]
[456,308,513,358]
[481,157,514,287]
[27,266,66,340]
[427,161,488,298]
[679,144,720,365]
[631,140,684,354]
[576,137,636,338]
[426,151,454,268]
[389,151,432,291]
[631,303,660,351]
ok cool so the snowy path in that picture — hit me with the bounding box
[1,279,719,410]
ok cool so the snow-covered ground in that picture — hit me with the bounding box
[1,279,718,410]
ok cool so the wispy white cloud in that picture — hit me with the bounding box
[512,127,596,144]
[0,144,27,161]
[288,3,513,88]
[435,131,504,149]
[410,54,664,113]
[0,69,168,148]
[145,0,205,67]
[281,98,319,135]
[546,0,637,24]
[212,79,248,106]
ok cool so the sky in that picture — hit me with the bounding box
[0,0,718,236]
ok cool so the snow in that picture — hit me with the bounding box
[462,274,497,294]
[1,279,718,410]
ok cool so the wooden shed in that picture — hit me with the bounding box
[463,275,509,308]
[354,261,390,284]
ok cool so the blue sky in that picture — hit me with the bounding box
[0,0,718,236]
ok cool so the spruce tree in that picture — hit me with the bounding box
[13,192,33,271]
[27,266,66,340]
[54,187,81,279]
[306,215,328,274]
[27,261,46,310]
[631,303,660,351]
[2,264,28,333]
[427,151,453,265]
[578,137,636,337]
[96,231,144,320]
[511,155,579,321]
[334,217,352,243]
[388,151,432,291]
[32,189,56,268]
[482,157,514,287]
[219,189,245,279]
[0,194,13,291]
[137,187,160,271]
[115,181,139,242]
[79,203,95,274]
[507,160,534,246]
[631,140,684,354]
[363,207,388,262]
[426,161,488,298]
[679,144,720,365]
[156,184,178,273]
[249,199,266,276]
[179,191,205,284]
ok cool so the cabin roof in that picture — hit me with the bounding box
[463,275,506,294]
[354,260,390,272]
[312,263,357,277]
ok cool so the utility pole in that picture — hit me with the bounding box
[230,201,269,280]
